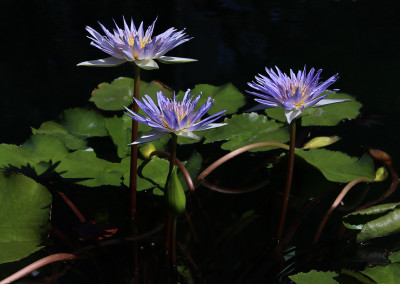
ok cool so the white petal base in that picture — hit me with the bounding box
[157,56,198,64]
[77,56,126,67]
[129,129,167,145]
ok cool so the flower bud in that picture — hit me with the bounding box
[302,136,340,149]
[166,166,186,216]
[139,143,156,160]
[374,166,388,182]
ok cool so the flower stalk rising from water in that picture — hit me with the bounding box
[78,17,196,70]
[247,66,348,123]
[125,90,226,145]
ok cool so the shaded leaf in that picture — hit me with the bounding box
[265,92,362,126]
[203,113,289,152]
[295,149,375,182]
[59,108,107,138]
[178,152,202,192]
[289,270,339,284]
[343,203,400,243]
[176,83,246,115]
[90,78,174,111]
[389,251,400,263]
[0,172,51,264]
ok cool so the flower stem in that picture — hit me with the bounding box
[275,120,296,243]
[166,133,178,185]
[129,65,141,222]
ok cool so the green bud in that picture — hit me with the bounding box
[139,143,156,160]
[166,166,186,216]
[374,166,388,182]
[302,136,341,149]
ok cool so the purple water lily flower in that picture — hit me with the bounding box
[78,17,196,70]
[247,66,348,123]
[125,90,226,145]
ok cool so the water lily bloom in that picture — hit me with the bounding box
[247,66,348,123]
[78,17,196,70]
[125,90,226,144]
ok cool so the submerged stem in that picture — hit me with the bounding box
[129,65,141,222]
[275,120,296,243]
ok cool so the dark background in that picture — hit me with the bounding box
[1,0,399,160]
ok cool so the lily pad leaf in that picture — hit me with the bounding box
[90,78,174,111]
[22,134,69,162]
[141,157,170,194]
[56,149,123,187]
[32,121,87,150]
[176,83,246,115]
[343,202,400,243]
[59,108,107,138]
[295,149,375,182]
[361,263,400,284]
[0,171,52,264]
[105,115,169,158]
[0,144,36,169]
[120,157,156,191]
[202,113,289,152]
[289,270,339,284]
[178,152,202,192]
[265,92,362,126]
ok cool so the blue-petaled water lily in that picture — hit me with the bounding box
[78,17,196,70]
[247,66,348,123]
[125,90,226,144]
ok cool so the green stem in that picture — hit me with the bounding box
[275,120,296,243]
[166,133,178,186]
[129,65,140,222]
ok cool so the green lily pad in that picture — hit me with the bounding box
[22,134,69,162]
[90,78,174,111]
[295,149,375,182]
[203,113,289,152]
[176,83,246,116]
[32,121,87,150]
[178,152,202,192]
[362,263,400,284]
[0,171,52,264]
[265,92,362,126]
[0,144,35,169]
[343,202,400,243]
[59,108,108,138]
[105,115,169,158]
[56,149,123,187]
[289,270,339,284]
[141,157,170,193]
[121,156,159,191]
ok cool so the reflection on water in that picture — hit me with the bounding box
[1,0,399,160]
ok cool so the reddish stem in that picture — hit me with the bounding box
[275,121,296,243]
[129,65,140,222]
[56,191,86,223]
[0,253,78,284]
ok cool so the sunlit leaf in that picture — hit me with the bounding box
[59,108,108,138]
[0,172,51,264]
[265,92,362,126]
[289,270,339,284]
[176,83,246,115]
[203,113,289,152]
[32,121,87,150]
[56,149,123,186]
[295,149,375,182]
[121,156,159,191]
[362,263,400,284]
[22,134,69,162]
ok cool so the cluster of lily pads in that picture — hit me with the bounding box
[1,17,399,283]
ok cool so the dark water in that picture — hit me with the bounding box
[1,0,400,160]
